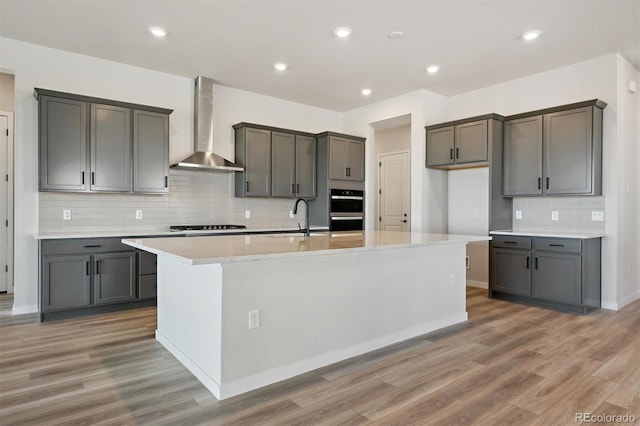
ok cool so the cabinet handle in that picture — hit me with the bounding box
[296,183,300,193]
[526,256,530,269]
[246,181,250,192]
[456,148,459,159]
[538,177,541,190]
[549,244,565,247]
[534,257,538,270]
[546,177,550,190]
[83,245,102,248]
[504,241,517,245]
[82,171,85,185]
[450,148,453,160]
[96,260,101,275]
[346,167,351,177]
[292,183,295,194]
[91,172,95,185]
[164,176,168,188]
[86,261,90,276]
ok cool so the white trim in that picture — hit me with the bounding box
[12,304,38,315]
[0,111,13,294]
[466,279,488,289]
[604,289,640,311]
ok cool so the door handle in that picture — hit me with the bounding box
[401,219,407,223]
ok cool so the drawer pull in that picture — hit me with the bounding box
[549,244,565,247]
[83,245,102,248]
[504,241,518,245]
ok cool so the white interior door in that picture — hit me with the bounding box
[0,115,8,292]
[379,151,410,231]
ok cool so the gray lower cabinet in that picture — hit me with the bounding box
[489,235,601,314]
[138,251,157,299]
[426,119,488,168]
[35,88,173,194]
[39,238,155,321]
[503,100,605,197]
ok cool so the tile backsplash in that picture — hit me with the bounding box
[511,196,606,234]
[39,169,304,233]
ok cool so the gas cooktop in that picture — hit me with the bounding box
[169,224,247,231]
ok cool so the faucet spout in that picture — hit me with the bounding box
[293,198,310,237]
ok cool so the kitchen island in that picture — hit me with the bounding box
[123,231,489,399]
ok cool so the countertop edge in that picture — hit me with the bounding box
[490,231,605,239]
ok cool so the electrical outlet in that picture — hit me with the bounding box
[63,209,71,220]
[244,236,251,244]
[450,273,456,286]
[135,210,143,220]
[551,211,559,221]
[245,210,251,219]
[591,211,604,221]
[289,210,294,218]
[248,309,260,329]
[465,256,470,269]
[473,209,479,219]
[515,210,523,220]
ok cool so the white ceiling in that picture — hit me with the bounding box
[1,0,638,112]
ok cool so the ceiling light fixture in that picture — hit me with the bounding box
[361,88,372,96]
[426,65,440,74]
[273,62,288,71]
[520,30,541,41]
[388,31,405,39]
[148,26,168,38]
[334,27,352,38]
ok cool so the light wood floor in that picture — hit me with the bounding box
[1,288,638,425]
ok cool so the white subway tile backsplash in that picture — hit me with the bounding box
[512,196,606,234]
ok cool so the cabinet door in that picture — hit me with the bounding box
[271,132,296,197]
[90,103,132,192]
[544,107,593,195]
[455,120,487,163]
[42,255,91,311]
[533,252,582,305]
[503,116,543,196]
[244,128,271,197]
[94,252,136,305]
[295,135,317,197]
[39,96,88,191]
[426,126,454,167]
[329,137,347,180]
[133,110,169,193]
[490,248,531,296]
[138,274,157,299]
[346,140,365,181]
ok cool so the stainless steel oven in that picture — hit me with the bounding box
[330,189,364,231]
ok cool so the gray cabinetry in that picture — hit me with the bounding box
[93,252,136,305]
[489,235,601,314]
[426,119,488,168]
[503,100,605,197]
[35,88,172,194]
[39,96,88,191]
[235,126,271,197]
[295,135,317,198]
[90,103,131,192]
[42,254,91,311]
[329,137,365,181]
[138,251,157,299]
[271,132,296,197]
[133,110,169,193]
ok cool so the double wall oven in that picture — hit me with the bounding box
[329,189,364,231]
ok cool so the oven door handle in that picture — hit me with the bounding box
[331,216,364,220]
[330,195,364,200]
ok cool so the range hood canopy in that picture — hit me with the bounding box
[172,76,243,172]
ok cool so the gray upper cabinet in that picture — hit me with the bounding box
[271,132,296,197]
[133,110,169,193]
[35,88,172,194]
[503,100,605,197]
[295,135,317,198]
[426,118,489,168]
[90,103,131,192]
[39,96,89,191]
[329,137,365,181]
[503,116,543,196]
[235,126,271,197]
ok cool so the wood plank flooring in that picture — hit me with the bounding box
[1,288,638,425]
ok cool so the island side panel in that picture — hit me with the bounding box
[218,243,467,399]
[156,258,223,398]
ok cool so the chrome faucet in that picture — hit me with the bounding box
[293,198,310,237]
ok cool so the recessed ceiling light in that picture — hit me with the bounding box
[361,88,372,96]
[334,27,352,38]
[426,65,440,74]
[520,30,541,41]
[148,26,168,38]
[388,31,405,39]
[273,62,288,71]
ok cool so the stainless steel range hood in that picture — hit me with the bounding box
[171,76,243,172]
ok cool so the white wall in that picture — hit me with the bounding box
[0,37,341,314]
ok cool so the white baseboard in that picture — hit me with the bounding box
[12,304,38,315]
[466,280,488,289]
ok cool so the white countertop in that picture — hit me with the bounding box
[33,226,328,240]
[123,231,490,265]
[490,230,605,239]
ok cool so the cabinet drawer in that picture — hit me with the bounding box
[138,251,157,275]
[41,238,131,255]
[139,274,157,299]
[534,238,582,253]
[491,235,532,250]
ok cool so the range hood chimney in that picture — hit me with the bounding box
[171,76,243,172]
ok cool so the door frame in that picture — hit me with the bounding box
[377,150,411,231]
[0,111,14,293]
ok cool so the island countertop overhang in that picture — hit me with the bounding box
[122,231,490,265]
